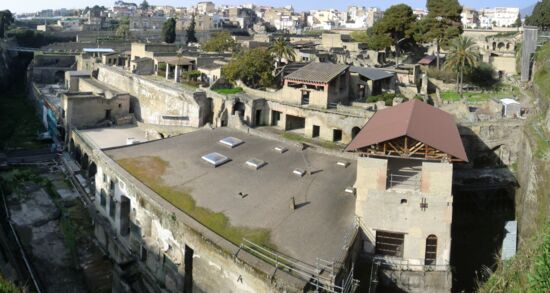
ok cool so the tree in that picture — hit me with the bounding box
[444,36,479,97]
[350,31,368,43]
[415,0,463,69]
[186,14,198,44]
[202,31,236,53]
[467,62,497,88]
[366,25,393,51]
[162,18,176,44]
[362,4,417,62]
[513,13,522,28]
[270,37,295,66]
[116,17,131,40]
[140,0,150,11]
[526,0,550,29]
[223,48,274,89]
[0,10,14,39]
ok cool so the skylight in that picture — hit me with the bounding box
[246,158,266,170]
[201,152,230,167]
[219,137,244,148]
[274,146,288,153]
[337,161,350,168]
[293,168,306,177]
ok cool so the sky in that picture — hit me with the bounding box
[4,0,532,14]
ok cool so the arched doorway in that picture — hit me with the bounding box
[69,139,76,157]
[81,153,89,170]
[88,162,97,179]
[54,70,65,83]
[74,147,82,164]
[351,127,361,139]
[425,234,438,265]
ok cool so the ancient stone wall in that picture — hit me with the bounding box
[460,119,524,167]
[95,65,208,127]
[68,129,306,292]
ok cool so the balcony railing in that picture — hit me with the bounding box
[387,172,421,190]
[370,254,450,272]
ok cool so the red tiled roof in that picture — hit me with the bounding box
[418,55,436,65]
[345,99,468,162]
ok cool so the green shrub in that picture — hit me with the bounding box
[182,70,201,81]
[7,28,74,48]
[0,274,18,293]
[367,92,397,106]
[468,62,498,88]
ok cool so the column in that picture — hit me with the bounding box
[174,65,180,83]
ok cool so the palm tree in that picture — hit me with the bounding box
[270,37,296,67]
[444,36,480,98]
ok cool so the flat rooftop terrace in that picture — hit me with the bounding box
[105,128,357,265]
[80,77,127,96]
[79,125,149,149]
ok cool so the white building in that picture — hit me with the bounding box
[111,1,137,17]
[344,6,369,29]
[196,1,215,15]
[479,7,520,28]
[273,14,302,32]
[413,8,428,20]
[308,9,346,30]
[461,7,480,29]
[366,7,384,28]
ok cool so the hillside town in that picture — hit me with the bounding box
[20,2,524,33]
[0,0,548,293]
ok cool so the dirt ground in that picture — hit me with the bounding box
[2,162,112,292]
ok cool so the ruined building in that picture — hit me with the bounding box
[346,100,468,292]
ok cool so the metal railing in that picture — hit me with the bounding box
[387,172,421,190]
[239,239,357,293]
[370,254,450,272]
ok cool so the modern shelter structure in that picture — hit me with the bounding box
[346,99,467,292]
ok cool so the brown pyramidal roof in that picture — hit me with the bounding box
[285,62,349,84]
[346,99,468,162]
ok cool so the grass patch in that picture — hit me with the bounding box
[479,221,550,292]
[532,43,550,106]
[441,90,516,103]
[441,91,461,102]
[479,42,550,293]
[213,87,244,95]
[0,82,48,151]
[282,132,343,150]
[116,156,272,247]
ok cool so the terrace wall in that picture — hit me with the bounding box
[95,64,209,127]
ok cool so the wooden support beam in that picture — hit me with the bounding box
[409,143,426,156]
[387,142,400,153]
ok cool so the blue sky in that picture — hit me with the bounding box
[4,0,532,14]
